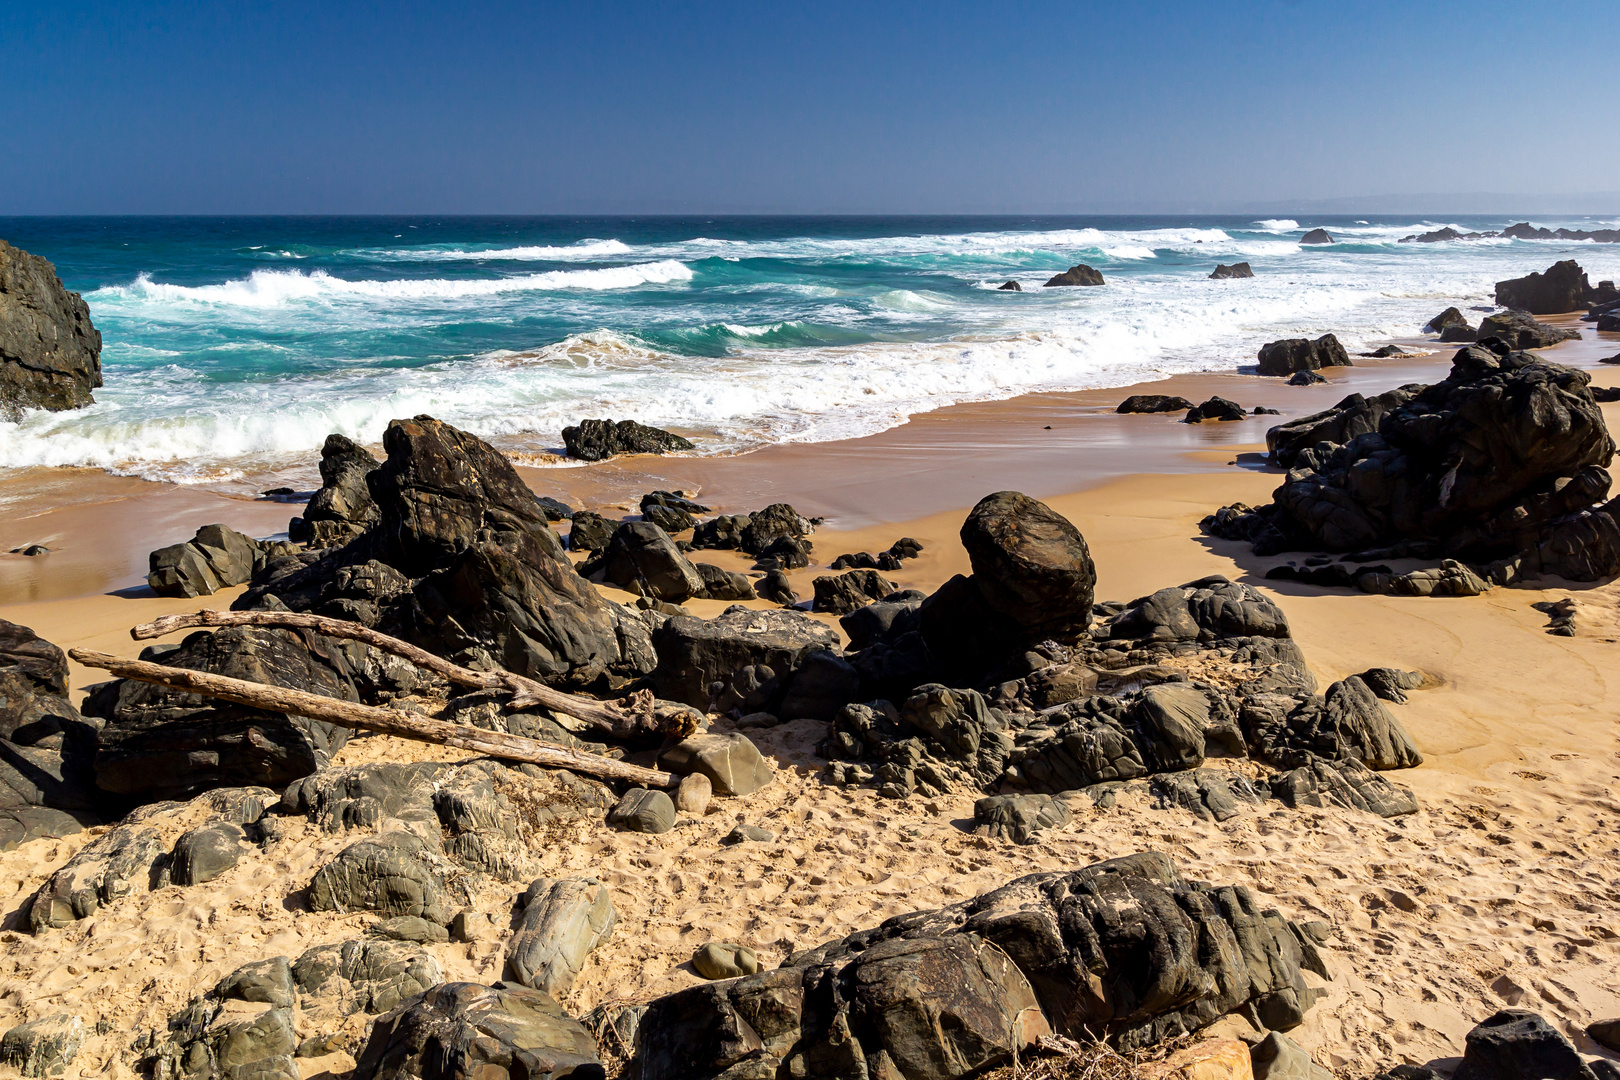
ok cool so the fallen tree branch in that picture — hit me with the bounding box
[69,648,677,789]
[129,608,683,741]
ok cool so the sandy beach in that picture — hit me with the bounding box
[0,322,1618,1079]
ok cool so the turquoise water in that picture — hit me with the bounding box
[0,214,1615,486]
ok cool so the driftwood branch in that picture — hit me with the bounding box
[69,648,677,789]
[129,608,685,741]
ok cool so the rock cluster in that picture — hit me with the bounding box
[1495,259,1611,314]
[0,239,103,422]
[1204,345,1620,586]
[148,524,291,598]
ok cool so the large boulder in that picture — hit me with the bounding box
[148,524,269,598]
[1117,395,1195,414]
[599,521,704,602]
[1475,310,1581,350]
[1494,260,1595,315]
[85,626,354,802]
[562,418,694,461]
[0,239,102,421]
[1299,229,1333,244]
[1453,1009,1593,1080]
[1424,306,1471,334]
[1043,264,1105,287]
[0,619,101,848]
[505,877,616,996]
[29,821,166,931]
[650,607,839,710]
[307,832,464,925]
[1256,334,1352,377]
[959,491,1096,643]
[351,982,602,1080]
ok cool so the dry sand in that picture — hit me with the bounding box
[0,327,1618,1078]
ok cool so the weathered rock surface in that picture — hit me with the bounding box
[811,569,897,614]
[658,733,775,796]
[690,942,760,981]
[599,521,703,602]
[170,821,248,886]
[607,787,676,833]
[29,821,166,931]
[1210,262,1254,279]
[753,569,797,606]
[351,982,602,1080]
[960,491,1095,643]
[1044,264,1105,287]
[291,434,381,547]
[1494,260,1598,315]
[1256,334,1352,377]
[1424,306,1471,335]
[506,877,616,996]
[1288,370,1326,386]
[148,524,275,598]
[308,832,465,925]
[1118,395,1196,414]
[1476,309,1581,349]
[0,619,100,847]
[562,418,694,461]
[0,240,102,422]
[0,1014,85,1078]
[972,793,1071,844]
[650,606,839,710]
[566,510,614,552]
[739,503,813,555]
[1251,1032,1332,1080]
[1184,396,1248,422]
[693,562,755,602]
[1453,1009,1594,1080]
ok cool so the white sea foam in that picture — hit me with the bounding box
[361,239,634,261]
[1252,219,1300,231]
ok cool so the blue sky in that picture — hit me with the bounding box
[2,1,1616,214]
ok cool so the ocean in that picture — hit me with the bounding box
[0,214,1615,489]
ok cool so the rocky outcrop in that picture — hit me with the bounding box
[289,434,380,547]
[561,418,694,461]
[811,569,896,614]
[0,240,102,422]
[1209,262,1254,279]
[0,619,101,849]
[738,503,813,554]
[1299,229,1333,245]
[1424,307,1471,335]
[1118,395,1196,414]
[633,852,1326,1080]
[148,524,281,598]
[1043,264,1105,287]
[650,607,839,711]
[0,1015,84,1078]
[1494,260,1597,314]
[1475,310,1580,349]
[1256,334,1352,377]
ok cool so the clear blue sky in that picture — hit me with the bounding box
[3,0,1615,215]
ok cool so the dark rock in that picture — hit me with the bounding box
[811,569,897,614]
[888,536,924,560]
[998,280,1022,291]
[0,240,102,421]
[1495,260,1595,315]
[0,619,100,845]
[1288,371,1327,386]
[606,787,675,833]
[658,733,774,796]
[1440,322,1479,343]
[640,490,709,534]
[505,877,616,996]
[693,562,754,601]
[1210,263,1255,279]
[972,793,1071,843]
[1587,1018,1620,1054]
[148,524,267,598]
[1281,677,1423,770]
[171,821,248,886]
[1403,227,1465,243]
[651,607,838,710]
[1454,1009,1589,1080]
[1594,387,1620,403]
[1300,229,1334,244]
[1254,407,1281,415]
[960,491,1096,643]
[1424,306,1472,334]
[739,503,813,554]
[29,822,165,930]
[752,535,811,570]
[690,514,751,550]
[0,1014,85,1078]
[1043,264,1106,287]
[566,510,613,551]
[1184,396,1248,422]
[302,434,381,540]
[351,982,602,1080]
[1154,769,1266,822]
[1476,310,1581,349]
[1117,395,1196,414]
[562,417,693,462]
[535,496,574,522]
[1257,334,1352,377]
[778,649,861,721]
[308,832,463,924]
[1264,386,1421,468]
[753,569,798,606]
[1364,345,1411,358]
[599,521,703,602]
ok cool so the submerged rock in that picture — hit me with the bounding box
[1210,262,1254,279]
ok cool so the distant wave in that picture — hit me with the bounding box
[360,239,634,261]
[1252,219,1299,232]
[92,261,693,307]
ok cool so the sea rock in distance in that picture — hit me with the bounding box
[1494,260,1595,315]
[997,280,1022,291]
[1300,228,1334,245]
[1209,262,1254,279]
[0,239,103,422]
[1257,334,1352,377]
[1043,264,1105,287]
[562,417,694,461]
[1117,394,1196,414]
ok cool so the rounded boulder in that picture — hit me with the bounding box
[959,491,1096,642]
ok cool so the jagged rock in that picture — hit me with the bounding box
[690,943,760,980]
[1300,229,1334,244]
[1425,306,1471,334]
[308,832,463,924]
[636,852,1323,1080]
[693,562,754,601]
[1210,263,1254,279]
[658,733,774,796]
[0,619,100,846]
[171,821,247,886]
[689,514,751,551]
[1476,310,1581,349]
[1454,1009,1592,1080]
[351,982,602,1080]
[0,1014,84,1078]
[148,524,268,598]
[28,822,165,930]
[739,503,813,555]
[1267,757,1417,818]
[972,793,1071,843]
[1185,396,1248,422]
[0,239,102,421]
[1495,260,1596,315]
[960,491,1095,643]
[1404,227,1465,243]
[811,569,896,614]
[566,510,613,552]
[1356,559,1490,597]
[85,625,354,802]
[1587,1018,1620,1054]
[650,606,838,709]
[830,550,903,571]
[1264,386,1420,468]
[562,418,694,461]
[599,521,703,601]
[753,569,797,606]
[1044,264,1105,287]
[998,280,1022,291]
[1281,677,1423,770]
[607,788,675,833]
[1257,334,1352,377]
[535,496,574,522]
[1117,395,1196,413]
[640,491,705,533]
[1288,370,1327,386]
[298,434,381,544]
[369,416,566,575]
[505,877,616,996]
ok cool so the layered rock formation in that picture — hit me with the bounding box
[0,240,102,422]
